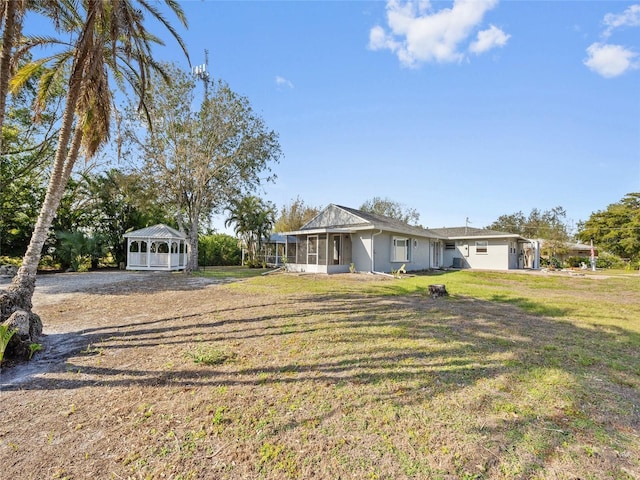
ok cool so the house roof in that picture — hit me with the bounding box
[429,226,529,241]
[285,204,446,239]
[123,224,187,239]
[536,239,595,252]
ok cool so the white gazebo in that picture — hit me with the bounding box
[123,224,189,271]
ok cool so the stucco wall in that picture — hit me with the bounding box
[353,230,431,273]
[352,233,373,272]
[443,239,513,270]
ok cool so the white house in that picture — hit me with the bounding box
[123,224,189,271]
[282,205,540,274]
[430,227,539,270]
[282,205,447,274]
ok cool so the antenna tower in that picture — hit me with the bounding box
[192,49,210,98]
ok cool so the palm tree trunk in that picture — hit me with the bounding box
[10,121,84,304]
[10,55,88,309]
[0,0,19,151]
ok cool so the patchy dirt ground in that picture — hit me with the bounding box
[1,271,233,385]
[1,271,638,480]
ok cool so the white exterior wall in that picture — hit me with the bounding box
[468,240,509,269]
[411,237,431,270]
[371,232,433,273]
[352,233,373,272]
[443,239,511,270]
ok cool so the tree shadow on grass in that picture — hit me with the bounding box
[2,286,639,478]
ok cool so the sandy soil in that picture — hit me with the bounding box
[0,271,230,386]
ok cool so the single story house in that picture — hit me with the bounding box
[537,240,597,264]
[282,205,540,274]
[123,224,189,271]
[282,204,447,274]
[430,227,539,270]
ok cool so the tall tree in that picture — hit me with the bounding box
[1,0,189,360]
[487,207,570,239]
[577,193,640,264]
[77,169,173,264]
[487,206,570,259]
[129,63,282,271]
[360,196,420,225]
[273,196,321,232]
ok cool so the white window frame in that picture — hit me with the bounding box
[476,240,488,254]
[392,236,411,262]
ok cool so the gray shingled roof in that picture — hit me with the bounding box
[430,226,525,239]
[123,224,186,239]
[328,205,446,239]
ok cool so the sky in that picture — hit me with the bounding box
[28,1,640,233]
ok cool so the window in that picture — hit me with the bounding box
[392,237,411,262]
[476,241,488,254]
[445,242,455,250]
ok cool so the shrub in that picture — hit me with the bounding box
[0,256,21,267]
[565,256,589,268]
[199,234,241,266]
[596,252,626,269]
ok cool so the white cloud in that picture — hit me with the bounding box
[584,42,639,78]
[368,0,505,67]
[275,76,294,89]
[469,24,510,54]
[584,5,639,78]
[603,4,640,38]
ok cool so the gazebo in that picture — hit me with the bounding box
[123,224,189,271]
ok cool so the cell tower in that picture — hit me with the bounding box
[192,49,210,98]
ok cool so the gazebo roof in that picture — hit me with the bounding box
[123,224,187,239]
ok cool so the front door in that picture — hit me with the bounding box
[433,241,441,268]
[307,235,318,265]
[332,235,341,265]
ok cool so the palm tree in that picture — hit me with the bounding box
[0,0,189,359]
[225,196,276,265]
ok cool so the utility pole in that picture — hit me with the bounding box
[192,49,210,100]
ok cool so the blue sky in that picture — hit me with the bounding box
[29,1,640,233]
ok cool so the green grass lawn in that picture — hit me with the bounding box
[215,270,639,479]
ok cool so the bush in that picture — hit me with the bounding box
[565,256,589,268]
[0,256,21,267]
[198,234,241,266]
[596,252,626,269]
[541,257,562,269]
